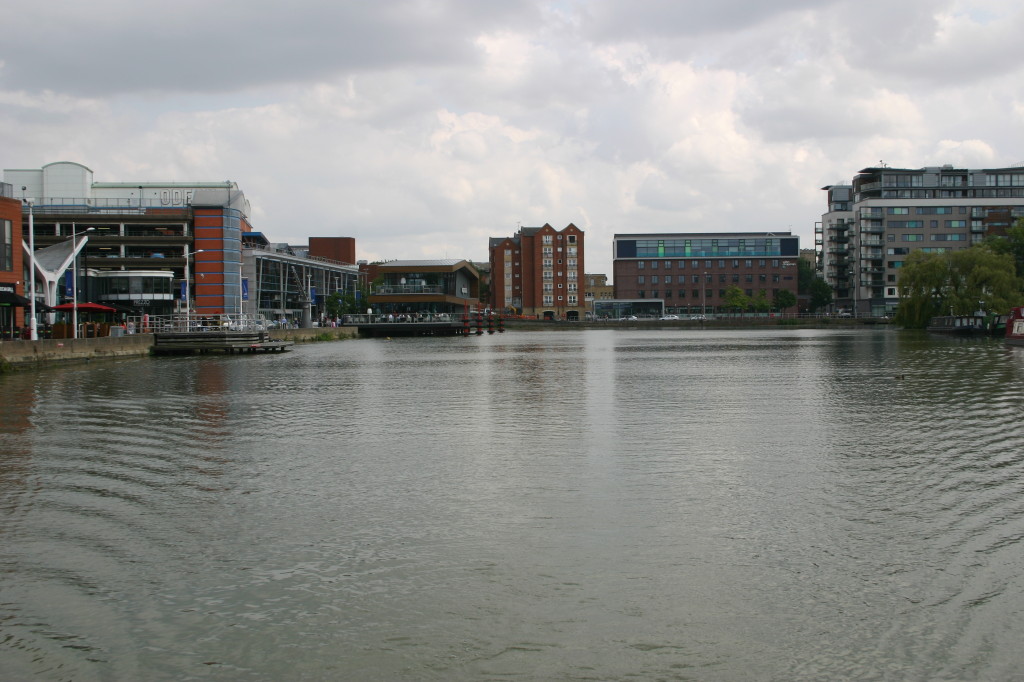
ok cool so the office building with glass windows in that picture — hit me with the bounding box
[818,164,1024,316]
[612,232,800,316]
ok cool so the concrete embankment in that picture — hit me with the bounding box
[0,334,156,371]
[0,326,360,372]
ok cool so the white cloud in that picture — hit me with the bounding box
[4,0,1024,277]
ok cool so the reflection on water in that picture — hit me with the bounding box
[2,329,1024,680]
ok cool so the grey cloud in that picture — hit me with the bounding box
[1,0,540,96]
[578,0,842,42]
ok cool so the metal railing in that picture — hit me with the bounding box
[372,285,446,295]
[340,311,480,324]
[123,313,270,333]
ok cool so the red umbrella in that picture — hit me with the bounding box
[51,302,118,313]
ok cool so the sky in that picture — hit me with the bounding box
[3,0,1024,278]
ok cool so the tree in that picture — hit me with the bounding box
[809,277,833,312]
[983,217,1024,279]
[895,245,1024,328]
[773,289,797,313]
[797,255,833,312]
[751,289,772,314]
[723,286,749,314]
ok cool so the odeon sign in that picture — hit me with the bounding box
[158,189,194,206]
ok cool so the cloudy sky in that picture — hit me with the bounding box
[3,0,1024,277]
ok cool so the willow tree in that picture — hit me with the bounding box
[895,246,1024,328]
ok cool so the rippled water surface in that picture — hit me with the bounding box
[3,328,1024,680]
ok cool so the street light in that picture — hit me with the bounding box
[702,271,708,317]
[22,188,37,341]
[71,225,96,340]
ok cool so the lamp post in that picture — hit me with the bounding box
[22,188,37,341]
[71,226,95,339]
[702,271,708,318]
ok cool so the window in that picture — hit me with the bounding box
[902,234,923,241]
[651,276,659,284]
[887,207,910,215]
[637,276,645,284]
[664,261,671,269]
[638,261,645,269]
[650,261,658,270]
[542,235,553,244]
[1,219,11,271]
[946,220,967,228]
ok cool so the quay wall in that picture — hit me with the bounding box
[0,334,156,371]
[0,327,360,371]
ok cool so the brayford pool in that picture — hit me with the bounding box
[2,328,1023,681]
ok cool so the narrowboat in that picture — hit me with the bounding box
[1005,307,1024,346]
[926,314,987,335]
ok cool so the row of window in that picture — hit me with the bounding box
[638,274,782,284]
[635,289,782,299]
[540,234,578,244]
[633,238,785,258]
[877,189,1024,199]
[898,234,968,242]
[636,259,785,270]
[878,173,1024,188]
[541,295,579,304]
[886,220,973,228]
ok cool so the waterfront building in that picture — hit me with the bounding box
[819,164,1024,316]
[584,273,614,317]
[488,223,586,320]
[0,182,27,338]
[3,162,360,329]
[367,259,480,317]
[612,232,800,315]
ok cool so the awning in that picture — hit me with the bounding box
[0,291,33,307]
[51,302,118,313]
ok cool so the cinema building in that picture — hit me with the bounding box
[3,162,360,331]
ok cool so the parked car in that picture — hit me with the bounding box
[837,311,853,318]
[660,314,680,320]
[619,315,639,321]
[690,315,707,321]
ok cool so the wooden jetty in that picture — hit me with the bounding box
[153,329,293,355]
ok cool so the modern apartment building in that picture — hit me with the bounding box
[488,223,585,320]
[612,232,800,315]
[818,164,1024,316]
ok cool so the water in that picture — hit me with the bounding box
[2,328,1024,681]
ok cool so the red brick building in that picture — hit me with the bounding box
[1,185,27,337]
[488,223,585,320]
